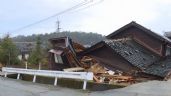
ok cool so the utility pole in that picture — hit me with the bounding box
[56,20,61,32]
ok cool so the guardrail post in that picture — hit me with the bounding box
[54,77,58,86]
[83,80,87,90]
[33,75,36,83]
[25,62,28,69]
[4,72,7,77]
[17,73,20,79]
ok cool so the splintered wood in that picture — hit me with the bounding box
[88,64,106,74]
[80,56,135,84]
[81,56,96,69]
[63,67,85,72]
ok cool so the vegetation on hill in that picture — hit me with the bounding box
[12,31,105,45]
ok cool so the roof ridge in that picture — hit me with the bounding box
[105,38,132,43]
[106,21,171,45]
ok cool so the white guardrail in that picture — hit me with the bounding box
[2,67,93,90]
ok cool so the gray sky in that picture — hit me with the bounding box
[1,0,171,36]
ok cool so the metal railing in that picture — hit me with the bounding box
[2,67,93,90]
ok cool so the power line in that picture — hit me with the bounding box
[71,0,104,13]
[56,0,104,33]
[10,0,94,33]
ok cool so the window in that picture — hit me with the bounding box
[166,46,171,56]
[54,54,63,64]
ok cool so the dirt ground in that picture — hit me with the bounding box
[0,77,171,96]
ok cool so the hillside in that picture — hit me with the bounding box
[12,31,104,45]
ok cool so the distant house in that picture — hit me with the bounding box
[164,32,171,39]
[15,42,35,61]
[106,21,171,57]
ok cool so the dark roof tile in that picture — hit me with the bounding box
[145,57,171,77]
[104,38,160,70]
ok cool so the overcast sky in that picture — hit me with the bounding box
[1,0,171,37]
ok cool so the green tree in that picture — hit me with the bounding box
[28,36,43,69]
[0,35,19,66]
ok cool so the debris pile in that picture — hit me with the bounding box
[48,37,136,84]
[80,56,135,84]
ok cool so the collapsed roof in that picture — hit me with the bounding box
[105,38,160,70]
[81,38,171,78]
[145,57,171,78]
[48,37,85,70]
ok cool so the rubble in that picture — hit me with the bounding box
[48,37,159,85]
[48,37,84,70]
[48,22,171,85]
[48,37,136,84]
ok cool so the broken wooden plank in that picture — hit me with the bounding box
[63,67,85,72]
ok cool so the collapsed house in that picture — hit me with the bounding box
[80,21,171,80]
[48,21,171,84]
[48,37,85,71]
[80,38,169,79]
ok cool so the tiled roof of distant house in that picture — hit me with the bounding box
[15,42,35,54]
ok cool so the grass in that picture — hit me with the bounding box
[20,75,125,91]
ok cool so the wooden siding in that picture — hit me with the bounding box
[87,45,139,74]
[48,53,71,70]
[109,26,164,56]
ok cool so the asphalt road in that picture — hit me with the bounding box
[0,77,171,96]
